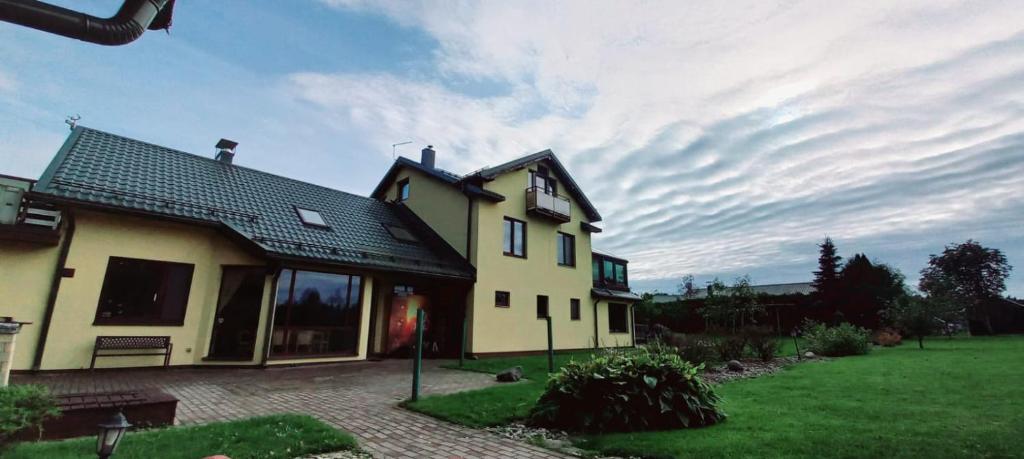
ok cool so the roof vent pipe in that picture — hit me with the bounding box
[421,145,436,169]
[215,138,237,165]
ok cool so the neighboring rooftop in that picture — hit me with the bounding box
[33,127,475,279]
[651,282,814,302]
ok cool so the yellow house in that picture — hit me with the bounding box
[0,127,638,371]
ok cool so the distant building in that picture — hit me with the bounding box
[651,282,813,303]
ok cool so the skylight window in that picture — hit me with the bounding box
[384,224,417,243]
[295,207,328,227]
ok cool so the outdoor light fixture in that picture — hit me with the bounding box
[96,410,131,459]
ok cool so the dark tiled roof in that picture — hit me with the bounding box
[371,157,504,202]
[35,127,474,279]
[475,150,602,222]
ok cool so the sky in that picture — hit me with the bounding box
[1,0,1022,296]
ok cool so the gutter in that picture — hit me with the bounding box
[31,209,74,371]
[0,0,173,46]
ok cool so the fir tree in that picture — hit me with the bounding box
[812,237,842,307]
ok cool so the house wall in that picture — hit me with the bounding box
[379,167,469,257]
[467,165,633,354]
[0,238,63,370]
[13,210,378,370]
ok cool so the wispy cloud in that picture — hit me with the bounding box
[309,0,1024,293]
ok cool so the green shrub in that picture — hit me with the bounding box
[744,327,780,362]
[714,334,747,361]
[0,384,60,443]
[666,333,718,365]
[528,346,725,433]
[802,320,871,356]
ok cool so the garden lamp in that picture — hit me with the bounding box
[96,410,131,459]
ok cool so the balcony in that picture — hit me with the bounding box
[525,186,571,223]
[0,177,62,245]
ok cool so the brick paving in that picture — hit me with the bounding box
[13,360,568,458]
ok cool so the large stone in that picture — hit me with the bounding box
[726,360,744,372]
[496,366,523,382]
[804,351,816,359]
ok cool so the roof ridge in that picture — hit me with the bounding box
[76,126,379,204]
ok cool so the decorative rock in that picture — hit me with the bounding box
[804,351,816,359]
[496,366,523,382]
[726,360,744,372]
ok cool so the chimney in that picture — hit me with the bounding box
[215,138,238,165]
[421,145,436,169]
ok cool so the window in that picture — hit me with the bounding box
[502,217,527,257]
[529,167,558,194]
[570,298,581,320]
[271,269,362,357]
[495,290,510,308]
[397,178,410,201]
[592,259,600,283]
[597,257,628,288]
[295,207,328,227]
[536,295,549,318]
[94,257,195,325]
[384,223,418,243]
[556,232,575,266]
[609,303,629,333]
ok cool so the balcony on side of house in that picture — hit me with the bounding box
[0,175,62,246]
[525,186,571,223]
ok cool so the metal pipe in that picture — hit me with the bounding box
[411,308,425,401]
[0,0,171,46]
[32,209,74,371]
[546,316,554,373]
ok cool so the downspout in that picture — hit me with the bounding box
[259,266,282,367]
[592,299,600,349]
[0,0,172,46]
[32,209,75,371]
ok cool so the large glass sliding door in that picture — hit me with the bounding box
[271,269,363,357]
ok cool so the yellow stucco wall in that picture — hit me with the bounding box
[21,210,377,370]
[467,165,633,353]
[0,239,62,370]
[379,167,469,257]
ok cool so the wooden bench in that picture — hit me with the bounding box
[90,336,173,369]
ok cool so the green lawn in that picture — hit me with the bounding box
[412,336,1024,458]
[5,414,359,459]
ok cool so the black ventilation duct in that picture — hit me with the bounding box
[0,0,174,46]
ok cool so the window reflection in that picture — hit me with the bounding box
[272,269,362,357]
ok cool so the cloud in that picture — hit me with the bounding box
[306,0,1024,294]
[0,70,14,92]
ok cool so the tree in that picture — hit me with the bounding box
[919,240,1013,334]
[838,254,906,328]
[699,276,763,332]
[812,237,842,308]
[678,274,698,299]
[884,295,963,349]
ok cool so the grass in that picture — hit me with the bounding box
[412,336,1024,458]
[4,414,359,459]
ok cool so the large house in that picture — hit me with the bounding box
[1,127,638,371]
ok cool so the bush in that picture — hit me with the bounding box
[528,346,725,433]
[714,334,747,361]
[666,333,717,365]
[0,384,60,443]
[744,327,780,362]
[802,320,871,356]
[873,328,902,347]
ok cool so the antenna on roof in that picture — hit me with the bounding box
[65,114,81,130]
[391,141,412,159]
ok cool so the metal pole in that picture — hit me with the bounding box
[411,308,425,401]
[546,316,554,373]
[459,315,467,368]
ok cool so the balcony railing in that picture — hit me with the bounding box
[0,178,62,245]
[525,186,571,223]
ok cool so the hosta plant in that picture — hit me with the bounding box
[528,345,725,433]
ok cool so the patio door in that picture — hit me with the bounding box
[208,266,266,360]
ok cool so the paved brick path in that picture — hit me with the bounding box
[13,360,568,458]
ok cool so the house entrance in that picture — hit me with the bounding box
[208,266,265,360]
